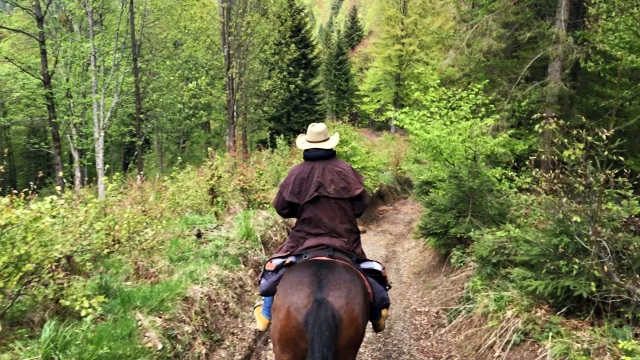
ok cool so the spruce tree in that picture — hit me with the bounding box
[344,5,365,51]
[267,0,324,142]
[323,31,356,120]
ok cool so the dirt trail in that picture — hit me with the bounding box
[356,200,468,360]
[245,199,474,360]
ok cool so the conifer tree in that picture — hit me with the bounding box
[323,31,356,120]
[267,0,323,141]
[344,5,365,51]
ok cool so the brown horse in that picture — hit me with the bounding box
[270,259,370,360]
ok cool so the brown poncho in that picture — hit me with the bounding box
[272,157,369,258]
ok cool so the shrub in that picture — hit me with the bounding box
[397,69,519,254]
[473,118,640,311]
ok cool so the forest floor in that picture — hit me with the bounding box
[206,199,541,359]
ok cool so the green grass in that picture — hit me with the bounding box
[5,317,152,360]
[103,280,187,316]
[177,213,216,231]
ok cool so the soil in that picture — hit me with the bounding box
[213,200,540,360]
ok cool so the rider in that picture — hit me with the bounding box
[253,122,390,333]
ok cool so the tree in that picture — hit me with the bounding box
[129,0,144,177]
[360,0,429,133]
[323,30,356,120]
[541,0,572,172]
[344,5,364,51]
[266,0,323,141]
[86,0,127,198]
[0,0,65,191]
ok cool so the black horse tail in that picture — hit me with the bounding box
[303,297,341,360]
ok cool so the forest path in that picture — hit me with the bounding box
[246,199,472,360]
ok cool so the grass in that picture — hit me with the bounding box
[103,280,187,315]
[5,317,152,360]
[0,219,256,359]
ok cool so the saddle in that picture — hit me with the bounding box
[258,246,391,301]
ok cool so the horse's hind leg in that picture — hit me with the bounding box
[336,319,364,360]
[272,324,308,360]
[271,301,308,360]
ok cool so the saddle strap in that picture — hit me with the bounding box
[309,257,374,302]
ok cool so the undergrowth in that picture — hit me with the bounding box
[0,125,406,359]
[420,118,640,359]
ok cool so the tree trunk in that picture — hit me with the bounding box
[542,0,570,172]
[34,0,65,191]
[68,132,82,193]
[241,98,248,160]
[156,128,164,176]
[219,0,236,154]
[86,3,106,198]
[0,124,18,193]
[390,97,398,135]
[129,0,144,177]
[86,1,124,197]
[66,93,82,192]
[81,105,88,186]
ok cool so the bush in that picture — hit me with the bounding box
[473,118,640,311]
[332,122,408,192]
[398,70,519,254]
[417,162,511,254]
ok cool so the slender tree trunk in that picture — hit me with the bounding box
[34,0,64,191]
[86,3,106,198]
[66,90,82,192]
[542,0,570,173]
[129,0,144,177]
[241,89,249,159]
[86,1,124,197]
[390,97,398,135]
[0,124,18,192]
[156,127,163,176]
[68,132,82,193]
[219,0,236,154]
[81,105,88,186]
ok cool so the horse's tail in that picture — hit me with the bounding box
[303,296,341,360]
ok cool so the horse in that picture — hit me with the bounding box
[270,258,370,360]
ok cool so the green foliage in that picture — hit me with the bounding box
[473,119,640,310]
[343,5,365,51]
[323,31,357,120]
[398,71,517,253]
[332,122,407,192]
[358,0,454,128]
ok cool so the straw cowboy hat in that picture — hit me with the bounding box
[296,123,340,150]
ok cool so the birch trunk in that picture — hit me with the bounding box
[86,0,124,198]
[86,2,105,198]
[129,0,144,177]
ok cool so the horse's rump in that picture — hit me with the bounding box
[271,260,370,360]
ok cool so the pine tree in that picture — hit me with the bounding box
[323,31,356,120]
[344,5,365,51]
[267,0,324,142]
[320,17,335,54]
